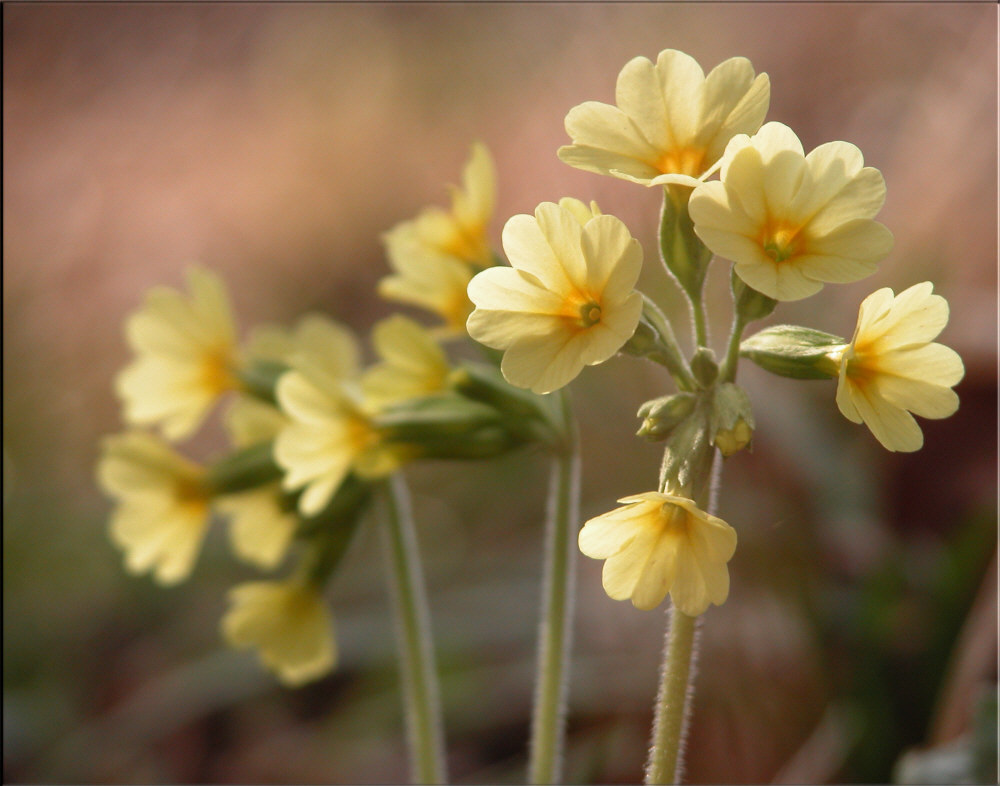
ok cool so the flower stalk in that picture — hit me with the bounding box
[528,389,581,784]
[379,474,448,784]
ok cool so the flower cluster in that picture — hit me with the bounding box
[96,45,967,785]
[98,146,571,687]
[461,46,963,618]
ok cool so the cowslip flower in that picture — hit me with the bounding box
[689,122,893,301]
[222,580,336,686]
[215,397,297,570]
[466,201,643,394]
[378,143,496,334]
[558,49,769,188]
[830,282,964,452]
[578,492,737,616]
[116,267,240,441]
[97,431,211,585]
[360,315,450,410]
[274,316,400,516]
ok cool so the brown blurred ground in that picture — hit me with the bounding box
[3,4,997,784]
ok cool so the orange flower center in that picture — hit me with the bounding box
[201,349,237,396]
[760,221,804,263]
[653,146,707,178]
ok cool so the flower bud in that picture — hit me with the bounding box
[740,325,846,380]
[636,392,696,441]
[710,383,755,457]
[690,347,719,388]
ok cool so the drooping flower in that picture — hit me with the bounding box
[379,143,497,334]
[558,49,770,188]
[97,431,211,585]
[215,397,297,570]
[830,282,964,452]
[115,267,240,441]
[273,316,400,516]
[222,579,336,686]
[360,315,451,410]
[466,201,644,394]
[578,491,737,616]
[689,122,893,301]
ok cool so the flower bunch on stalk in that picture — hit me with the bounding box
[96,46,966,786]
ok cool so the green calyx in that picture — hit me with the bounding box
[740,324,847,380]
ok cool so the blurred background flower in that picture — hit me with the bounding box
[4,4,996,783]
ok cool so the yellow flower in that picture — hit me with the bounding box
[466,201,644,394]
[689,122,893,301]
[222,580,336,687]
[578,491,737,616]
[97,431,211,585]
[215,398,297,570]
[274,317,400,516]
[378,143,496,334]
[361,315,450,410]
[115,267,240,441]
[831,282,964,452]
[558,49,769,188]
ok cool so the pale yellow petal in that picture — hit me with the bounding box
[809,219,893,265]
[499,328,585,394]
[849,382,924,452]
[733,256,825,302]
[616,55,671,150]
[630,530,679,611]
[703,70,770,164]
[563,100,660,163]
[655,49,705,145]
[580,215,643,302]
[535,202,589,291]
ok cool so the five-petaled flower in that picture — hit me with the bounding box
[274,316,401,517]
[222,579,336,687]
[830,282,964,452]
[379,143,497,335]
[558,49,769,188]
[97,431,212,585]
[578,491,737,617]
[115,267,240,441]
[466,200,644,394]
[689,122,893,301]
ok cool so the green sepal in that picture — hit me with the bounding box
[374,394,526,459]
[709,382,755,457]
[659,400,713,495]
[730,268,777,324]
[740,325,846,380]
[659,186,713,304]
[235,360,289,406]
[204,442,282,496]
[448,363,559,443]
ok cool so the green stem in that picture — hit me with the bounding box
[641,294,698,392]
[528,389,581,784]
[645,608,699,785]
[380,475,448,784]
[719,314,748,384]
[690,299,709,351]
[646,455,718,784]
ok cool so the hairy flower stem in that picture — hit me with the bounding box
[380,475,448,784]
[646,450,718,784]
[528,390,581,784]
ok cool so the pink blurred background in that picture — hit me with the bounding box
[4,4,997,784]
